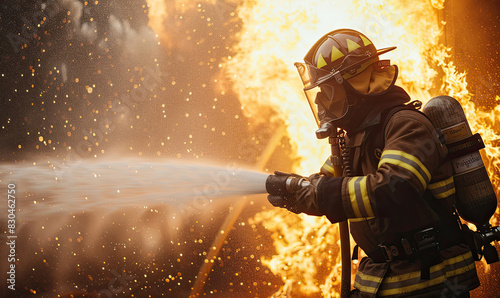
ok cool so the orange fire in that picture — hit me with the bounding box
[225,0,500,296]
[145,0,169,45]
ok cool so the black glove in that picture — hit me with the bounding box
[267,172,323,216]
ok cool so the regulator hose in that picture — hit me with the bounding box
[331,133,352,298]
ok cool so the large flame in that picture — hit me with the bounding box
[227,0,453,173]
[225,0,500,296]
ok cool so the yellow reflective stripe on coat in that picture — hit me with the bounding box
[321,158,336,176]
[378,150,431,189]
[354,271,384,295]
[348,217,374,223]
[428,176,456,199]
[354,281,378,295]
[374,251,476,296]
[348,177,375,218]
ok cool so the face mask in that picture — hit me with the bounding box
[316,81,349,120]
[311,83,351,139]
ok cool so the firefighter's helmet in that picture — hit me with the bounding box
[295,29,399,136]
[303,28,396,89]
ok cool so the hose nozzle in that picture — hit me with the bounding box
[266,173,310,196]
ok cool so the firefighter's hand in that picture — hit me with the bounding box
[267,173,323,216]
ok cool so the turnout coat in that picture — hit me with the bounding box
[317,99,480,297]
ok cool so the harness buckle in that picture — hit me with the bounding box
[378,244,399,262]
[401,238,414,256]
[414,227,440,252]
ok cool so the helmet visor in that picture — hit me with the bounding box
[295,62,349,125]
[295,62,321,126]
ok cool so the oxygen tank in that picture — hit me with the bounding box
[424,95,500,263]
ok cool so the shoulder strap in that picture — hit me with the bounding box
[382,101,423,138]
[368,101,422,161]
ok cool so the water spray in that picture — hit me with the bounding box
[1,160,270,222]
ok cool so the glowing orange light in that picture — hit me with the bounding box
[225,0,500,295]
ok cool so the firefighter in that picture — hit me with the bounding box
[267,29,480,297]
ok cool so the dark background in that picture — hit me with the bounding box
[444,0,500,109]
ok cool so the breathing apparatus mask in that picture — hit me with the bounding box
[295,29,398,138]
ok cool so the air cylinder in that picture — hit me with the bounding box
[423,96,498,231]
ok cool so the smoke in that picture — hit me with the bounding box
[59,0,159,56]
[0,0,261,166]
